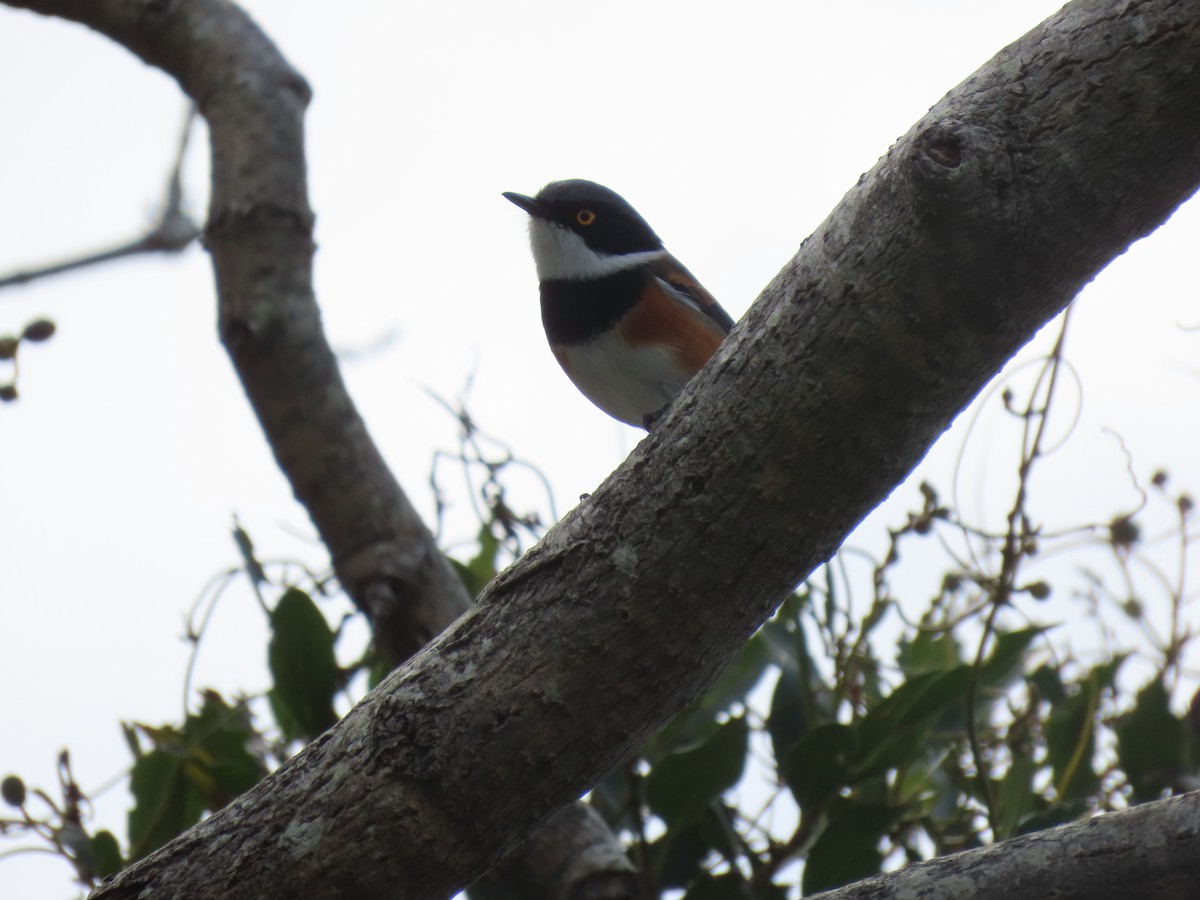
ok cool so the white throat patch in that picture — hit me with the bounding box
[528,219,667,282]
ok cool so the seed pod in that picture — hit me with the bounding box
[1,775,25,807]
[21,318,56,342]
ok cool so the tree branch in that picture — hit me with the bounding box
[7,0,469,662]
[8,0,1200,897]
[3,0,638,896]
[806,792,1200,900]
[0,106,200,291]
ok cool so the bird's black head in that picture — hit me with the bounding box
[503,179,663,256]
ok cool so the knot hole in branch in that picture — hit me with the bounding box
[910,119,1012,223]
[924,134,963,169]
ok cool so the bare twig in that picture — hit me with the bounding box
[966,311,1072,827]
[0,107,200,291]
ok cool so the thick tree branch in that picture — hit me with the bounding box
[9,0,1200,897]
[8,0,472,663]
[72,0,1200,896]
[806,792,1200,900]
[3,0,637,897]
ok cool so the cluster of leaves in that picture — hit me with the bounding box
[0,404,553,891]
[584,600,1189,898]
[105,573,376,869]
[561,322,1200,898]
[564,467,1200,899]
[0,526,354,887]
[122,692,269,860]
[468,320,1200,899]
[0,752,119,885]
[453,458,1200,900]
[443,440,1200,900]
[6,325,1200,899]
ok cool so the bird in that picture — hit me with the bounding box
[503,179,734,429]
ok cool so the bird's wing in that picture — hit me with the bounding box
[653,256,736,334]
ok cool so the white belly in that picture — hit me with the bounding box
[557,331,688,427]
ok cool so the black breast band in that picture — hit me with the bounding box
[540,268,648,345]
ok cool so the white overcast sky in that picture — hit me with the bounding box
[3,1,1199,897]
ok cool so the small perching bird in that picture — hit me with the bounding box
[504,180,734,429]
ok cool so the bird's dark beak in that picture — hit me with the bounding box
[502,191,547,218]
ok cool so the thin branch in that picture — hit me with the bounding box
[0,106,200,290]
[966,312,1071,826]
[3,0,1198,897]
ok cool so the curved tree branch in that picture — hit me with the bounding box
[8,0,471,663]
[0,107,200,291]
[8,0,1200,897]
[806,792,1200,900]
[2,0,638,897]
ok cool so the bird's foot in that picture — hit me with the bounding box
[642,403,671,431]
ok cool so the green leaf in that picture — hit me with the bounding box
[127,748,204,859]
[952,628,1046,734]
[782,722,854,812]
[646,716,749,826]
[762,595,827,767]
[767,665,809,766]
[759,591,811,668]
[1043,658,1125,802]
[646,818,709,889]
[90,830,123,878]
[802,802,898,893]
[995,749,1037,839]
[458,523,502,596]
[893,744,952,806]
[1029,664,1066,706]
[1116,678,1183,803]
[852,667,972,780]
[185,691,269,804]
[896,630,961,676]
[852,724,937,785]
[856,667,971,746]
[268,589,340,743]
[695,803,742,866]
[126,693,269,860]
[1045,673,1101,801]
[1091,655,1128,691]
[647,805,766,894]
[121,722,141,759]
[232,519,267,586]
[977,628,1044,690]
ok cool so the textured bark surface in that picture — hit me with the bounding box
[8,0,1200,897]
[24,0,473,667]
[492,803,641,899]
[3,0,638,896]
[807,792,1200,900]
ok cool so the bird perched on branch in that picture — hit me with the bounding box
[504,180,734,429]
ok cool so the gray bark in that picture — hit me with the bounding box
[7,0,1199,897]
[807,792,1200,900]
[3,0,638,897]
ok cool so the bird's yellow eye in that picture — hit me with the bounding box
[575,209,597,226]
